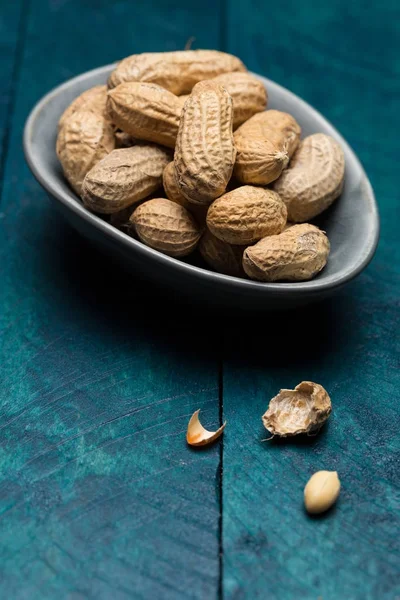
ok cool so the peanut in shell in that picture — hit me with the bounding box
[243,223,329,282]
[108,49,247,93]
[210,72,267,129]
[131,198,201,257]
[56,107,115,195]
[174,80,236,205]
[107,82,182,148]
[81,144,171,214]
[273,133,345,222]
[207,186,287,245]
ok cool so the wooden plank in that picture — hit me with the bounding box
[222,1,400,598]
[0,1,223,598]
[0,1,24,185]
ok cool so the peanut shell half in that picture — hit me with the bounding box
[262,381,332,437]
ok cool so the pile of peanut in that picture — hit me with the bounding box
[57,50,345,282]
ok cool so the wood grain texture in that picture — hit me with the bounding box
[0,0,223,598]
[0,1,24,186]
[1,0,399,598]
[223,1,400,598]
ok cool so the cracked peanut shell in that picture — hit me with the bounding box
[56,107,115,195]
[243,223,329,282]
[186,409,226,446]
[107,82,182,148]
[131,198,201,257]
[174,80,236,205]
[207,186,287,245]
[273,133,345,222]
[81,144,171,214]
[199,229,246,277]
[262,381,332,437]
[58,85,108,130]
[108,49,247,93]
[210,72,267,129]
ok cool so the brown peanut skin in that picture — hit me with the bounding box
[107,82,182,148]
[243,223,330,282]
[131,198,201,257]
[58,85,108,131]
[199,229,246,277]
[56,108,115,196]
[81,144,171,214]
[207,186,287,245]
[108,49,247,93]
[211,72,267,129]
[174,81,236,205]
[273,134,345,222]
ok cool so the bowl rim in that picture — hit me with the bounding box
[23,63,380,297]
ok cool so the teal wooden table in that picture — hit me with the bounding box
[0,1,399,598]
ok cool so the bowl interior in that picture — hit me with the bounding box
[24,65,378,298]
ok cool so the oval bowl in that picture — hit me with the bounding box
[24,64,379,310]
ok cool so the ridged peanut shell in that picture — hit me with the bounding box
[108,49,247,93]
[81,144,171,214]
[131,198,201,257]
[174,81,236,205]
[207,186,287,245]
[58,85,108,130]
[56,108,115,195]
[273,134,345,222]
[163,161,191,209]
[107,82,182,148]
[199,230,246,277]
[243,223,330,282]
[244,110,301,157]
[262,381,332,437]
[233,124,289,185]
[163,162,208,225]
[211,72,267,128]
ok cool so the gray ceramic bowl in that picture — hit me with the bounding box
[24,64,379,310]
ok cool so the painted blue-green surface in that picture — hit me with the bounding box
[222,3,400,598]
[0,1,399,599]
[0,1,223,598]
[0,2,23,176]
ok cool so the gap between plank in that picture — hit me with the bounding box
[217,345,224,600]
